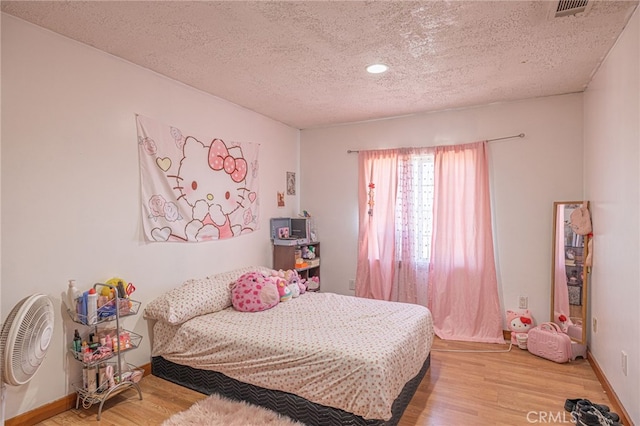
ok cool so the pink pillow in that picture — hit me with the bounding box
[231,272,279,312]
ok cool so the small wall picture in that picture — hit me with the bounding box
[287,172,296,195]
[277,191,285,207]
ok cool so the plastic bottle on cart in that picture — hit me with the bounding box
[73,329,82,352]
[66,279,81,321]
[87,288,98,325]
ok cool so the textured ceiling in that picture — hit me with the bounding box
[2,1,638,129]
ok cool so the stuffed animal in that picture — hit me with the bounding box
[277,280,293,302]
[288,281,300,298]
[283,269,301,298]
[269,270,292,302]
[281,269,303,297]
[282,269,297,283]
[506,309,534,344]
[271,269,286,280]
[306,275,320,291]
[301,246,316,259]
[231,272,279,312]
[555,313,570,333]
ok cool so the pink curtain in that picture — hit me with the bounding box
[355,149,398,301]
[554,204,572,324]
[356,148,432,304]
[427,142,504,343]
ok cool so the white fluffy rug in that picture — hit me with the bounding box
[161,394,305,426]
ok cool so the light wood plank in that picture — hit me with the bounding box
[399,338,624,425]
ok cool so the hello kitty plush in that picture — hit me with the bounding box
[231,272,279,312]
[506,309,534,344]
[306,276,320,291]
[555,313,570,333]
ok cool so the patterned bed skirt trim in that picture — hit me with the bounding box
[151,354,431,426]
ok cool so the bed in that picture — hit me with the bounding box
[145,266,434,425]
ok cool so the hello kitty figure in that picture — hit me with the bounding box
[176,137,250,241]
[506,309,534,344]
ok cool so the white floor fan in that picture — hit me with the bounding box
[0,294,55,424]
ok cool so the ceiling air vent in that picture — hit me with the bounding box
[552,0,593,18]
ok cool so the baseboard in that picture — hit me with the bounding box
[5,393,77,426]
[5,362,152,426]
[587,350,633,426]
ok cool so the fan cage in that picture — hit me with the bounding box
[1,294,54,386]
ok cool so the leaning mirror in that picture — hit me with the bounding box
[551,201,590,344]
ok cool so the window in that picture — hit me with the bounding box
[395,153,435,263]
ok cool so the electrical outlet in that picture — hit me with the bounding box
[621,351,628,376]
[518,296,528,309]
[592,317,598,333]
[349,279,355,290]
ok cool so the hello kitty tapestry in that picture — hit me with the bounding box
[136,115,259,243]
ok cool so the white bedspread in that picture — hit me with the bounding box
[152,292,434,420]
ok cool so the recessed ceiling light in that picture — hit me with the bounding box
[366,63,389,74]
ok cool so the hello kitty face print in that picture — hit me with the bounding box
[177,137,250,241]
[136,115,260,243]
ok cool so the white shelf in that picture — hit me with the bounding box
[68,283,143,420]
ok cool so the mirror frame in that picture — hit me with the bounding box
[550,201,590,344]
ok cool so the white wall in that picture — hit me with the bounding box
[300,94,584,329]
[584,8,639,424]
[1,14,299,420]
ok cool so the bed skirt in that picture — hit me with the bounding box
[151,354,430,426]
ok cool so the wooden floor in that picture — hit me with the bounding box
[37,338,617,426]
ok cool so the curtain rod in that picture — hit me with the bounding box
[346,132,525,154]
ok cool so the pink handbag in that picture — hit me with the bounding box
[527,322,573,363]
